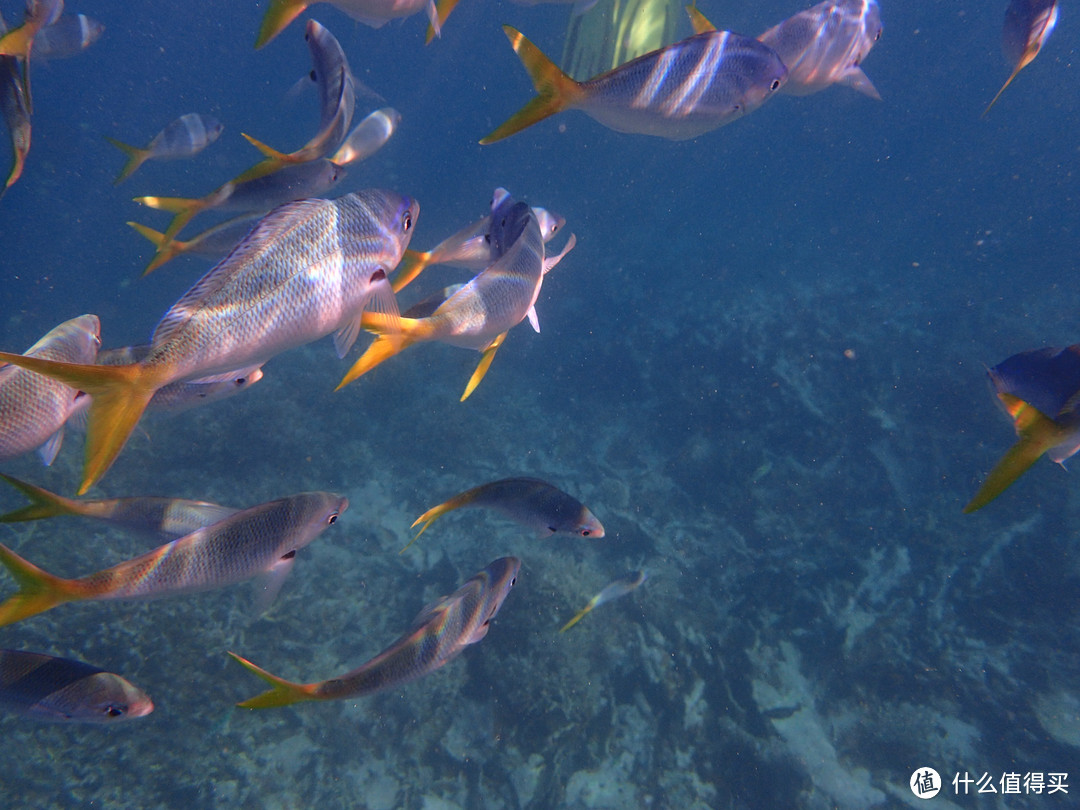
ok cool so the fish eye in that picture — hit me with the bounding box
[874,29,881,41]
[510,577,517,586]
[234,377,246,386]
[327,512,339,525]
[309,70,317,81]
[547,525,557,533]
[770,79,781,91]
[403,213,413,231]
[104,705,126,718]
[581,530,591,536]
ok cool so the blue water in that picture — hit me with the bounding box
[1,0,1079,807]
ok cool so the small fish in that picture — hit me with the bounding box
[0,43,30,194]
[228,556,520,708]
[134,157,345,251]
[0,491,348,626]
[331,107,401,167]
[106,113,224,185]
[339,196,574,400]
[560,569,646,632]
[0,191,415,493]
[406,477,604,551]
[756,0,883,98]
[127,214,262,275]
[241,22,356,173]
[965,344,1080,513]
[0,649,152,723]
[393,188,564,293]
[480,26,787,143]
[256,0,441,50]
[0,472,239,540]
[984,0,1059,115]
[33,13,104,59]
[0,314,100,466]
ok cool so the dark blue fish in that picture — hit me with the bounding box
[984,0,1059,115]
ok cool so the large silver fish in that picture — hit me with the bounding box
[0,191,417,493]
[758,0,883,99]
[0,491,349,626]
[229,556,521,708]
[0,314,99,465]
[0,649,153,723]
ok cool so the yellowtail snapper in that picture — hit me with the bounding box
[984,0,1059,116]
[106,113,224,185]
[228,556,520,708]
[0,314,99,466]
[0,649,153,723]
[256,0,442,50]
[406,477,604,551]
[560,570,647,632]
[965,344,1080,513]
[0,191,416,493]
[127,214,263,274]
[480,25,787,143]
[0,491,348,626]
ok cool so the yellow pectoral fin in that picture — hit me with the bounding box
[0,544,81,627]
[461,332,507,402]
[227,652,319,708]
[963,417,1066,513]
[255,0,308,49]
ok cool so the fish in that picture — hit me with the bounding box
[0,491,348,626]
[481,25,788,143]
[0,649,153,723]
[338,196,573,401]
[127,214,262,275]
[406,477,605,551]
[134,157,345,250]
[756,0,883,98]
[0,191,416,493]
[105,113,224,185]
[392,188,565,293]
[0,472,239,540]
[33,13,104,59]
[330,107,401,167]
[256,0,441,50]
[560,570,646,632]
[0,37,31,194]
[241,22,356,173]
[94,345,264,415]
[984,0,1059,116]
[228,556,520,708]
[0,314,100,466]
[965,345,1080,513]
[0,0,62,61]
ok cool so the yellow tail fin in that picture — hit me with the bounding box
[0,24,34,60]
[335,313,429,390]
[964,395,1065,513]
[559,605,592,633]
[0,352,164,494]
[0,473,82,523]
[480,26,584,144]
[402,488,482,552]
[0,544,82,627]
[425,0,459,44]
[105,136,151,185]
[227,652,319,708]
[255,0,308,49]
[127,221,187,275]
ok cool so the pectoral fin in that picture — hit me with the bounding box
[253,552,295,616]
[36,427,64,466]
[841,66,881,101]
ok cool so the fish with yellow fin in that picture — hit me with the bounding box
[984,0,1059,116]
[0,12,31,194]
[480,25,787,143]
[560,570,647,632]
[965,344,1080,513]
[228,557,519,708]
[255,0,441,50]
[105,113,223,185]
[0,491,347,627]
[0,191,415,493]
[405,477,604,551]
[127,214,263,274]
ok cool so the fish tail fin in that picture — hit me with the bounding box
[0,473,82,523]
[964,399,1065,513]
[255,0,309,49]
[424,0,457,44]
[104,136,151,185]
[0,353,163,494]
[403,488,479,552]
[0,25,34,60]
[335,313,426,390]
[126,221,188,275]
[559,605,593,633]
[392,250,433,293]
[461,331,507,402]
[227,652,319,708]
[0,544,81,627]
[135,184,230,243]
[982,68,1021,117]
[480,26,583,144]
[240,132,292,163]
[685,5,717,34]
